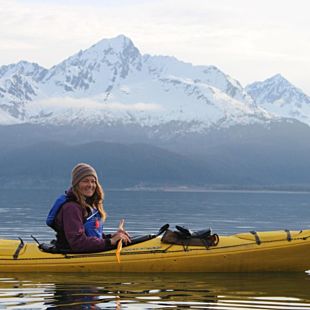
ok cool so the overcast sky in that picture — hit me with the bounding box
[0,0,309,94]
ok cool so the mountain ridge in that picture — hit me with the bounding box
[2,124,310,189]
[0,34,287,134]
[1,35,308,131]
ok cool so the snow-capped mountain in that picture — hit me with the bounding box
[0,61,47,119]
[246,74,310,124]
[0,35,287,132]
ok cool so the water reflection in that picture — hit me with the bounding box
[0,273,310,309]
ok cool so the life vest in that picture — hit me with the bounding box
[84,208,104,238]
[46,194,104,238]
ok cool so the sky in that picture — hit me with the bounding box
[0,0,309,94]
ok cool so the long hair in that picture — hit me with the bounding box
[72,181,107,221]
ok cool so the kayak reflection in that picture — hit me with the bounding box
[0,273,310,309]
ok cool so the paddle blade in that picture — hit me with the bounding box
[118,219,125,231]
[116,240,123,264]
[157,224,169,236]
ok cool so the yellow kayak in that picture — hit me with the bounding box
[1,229,309,273]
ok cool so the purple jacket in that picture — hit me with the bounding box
[54,201,112,253]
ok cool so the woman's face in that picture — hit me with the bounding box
[77,176,97,198]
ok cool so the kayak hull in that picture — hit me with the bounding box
[1,229,310,273]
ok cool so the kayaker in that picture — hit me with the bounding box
[47,163,131,253]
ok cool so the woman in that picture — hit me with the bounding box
[47,163,131,253]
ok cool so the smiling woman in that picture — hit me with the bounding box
[45,163,131,253]
[77,176,97,198]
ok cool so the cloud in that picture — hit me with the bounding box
[0,0,309,94]
[29,97,162,112]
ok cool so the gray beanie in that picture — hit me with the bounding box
[71,163,98,186]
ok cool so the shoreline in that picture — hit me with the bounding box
[2,182,310,193]
[115,186,310,194]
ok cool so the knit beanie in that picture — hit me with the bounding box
[71,163,98,186]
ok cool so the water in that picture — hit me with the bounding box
[0,189,310,309]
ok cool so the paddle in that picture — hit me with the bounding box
[116,239,122,263]
[115,223,169,263]
[157,224,169,236]
[116,219,126,263]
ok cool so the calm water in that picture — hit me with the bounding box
[0,189,310,309]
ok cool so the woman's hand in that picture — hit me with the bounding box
[110,231,131,245]
[110,219,131,245]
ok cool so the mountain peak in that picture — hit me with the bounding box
[271,73,285,79]
[89,34,137,53]
[42,34,142,89]
[246,74,310,124]
[246,74,307,99]
[79,34,142,67]
[0,60,44,76]
[0,60,47,82]
[267,73,291,85]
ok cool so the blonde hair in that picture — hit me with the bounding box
[72,180,107,221]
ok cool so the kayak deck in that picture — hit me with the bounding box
[1,229,310,272]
